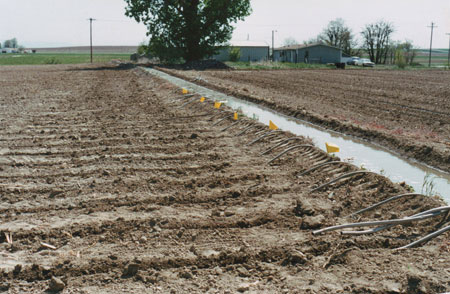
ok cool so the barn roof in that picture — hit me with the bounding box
[228,40,270,47]
[275,43,341,51]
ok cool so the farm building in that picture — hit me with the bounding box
[213,41,269,62]
[274,43,342,64]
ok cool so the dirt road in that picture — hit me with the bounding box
[161,68,450,173]
[0,64,448,293]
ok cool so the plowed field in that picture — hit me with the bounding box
[162,68,450,173]
[0,64,449,293]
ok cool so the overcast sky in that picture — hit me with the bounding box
[0,0,449,49]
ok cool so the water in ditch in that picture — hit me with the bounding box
[144,67,450,204]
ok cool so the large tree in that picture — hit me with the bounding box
[318,18,356,55]
[361,21,394,64]
[3,38,18,48]
[124,0,251,62]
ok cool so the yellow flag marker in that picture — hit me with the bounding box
[326,142,340,153]
[269,120,278,130]
[214,101,222,109]
[182,88,188,94]
[200,97,205,102]
[233,112,238,120]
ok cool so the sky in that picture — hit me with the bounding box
[0,0,449,49]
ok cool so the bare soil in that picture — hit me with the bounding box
[0,64,448,293]
[159,68,450,173]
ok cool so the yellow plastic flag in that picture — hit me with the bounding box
[269,120,278,130]
[182,88,188,94]
[214,102,222,109]
[233,112,238,120]
[200,97,205,102]
[325,142,340,153]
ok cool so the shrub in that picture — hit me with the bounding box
[395,49,406,69]
[137,41,149,55]
[409,62,422,67]
[44,57,61,64]
[229,47,241,62]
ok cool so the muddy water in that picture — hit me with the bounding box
[144,67,450,204]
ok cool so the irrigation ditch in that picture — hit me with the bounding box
[150,71,450,249]
[142,67,450,204]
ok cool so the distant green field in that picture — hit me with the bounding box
[0,53,130,66]
[416,48,448,54]
[414,55,448,65]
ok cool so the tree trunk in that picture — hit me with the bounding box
[183,0,202,62]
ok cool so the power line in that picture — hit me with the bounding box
[427,22,437,67]
[447,33,450,68]
[272,30,277,61]
[88,18,96,63]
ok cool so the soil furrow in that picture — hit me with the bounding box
[0,63,447,294]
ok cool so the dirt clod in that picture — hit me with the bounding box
[179,270,193,279]
[48,277,65,292]
[237,283,250,292]
[301,214,325,229]
[12,264,22,276]
[122,263,140,278]
[294,199,316,216]
[49,190,63,199]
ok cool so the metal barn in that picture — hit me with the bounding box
[274,44,342,64]
[214,41,269,62]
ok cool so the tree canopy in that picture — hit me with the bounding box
[361,20,394,64]
[3,38,18,48]
[318,18,356,55]
[124,0,251,62]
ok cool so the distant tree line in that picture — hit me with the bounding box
[284,19,417,65]
[125,0,416,66]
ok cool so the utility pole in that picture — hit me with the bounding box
[88,18,96,63]
[447,33,450,68]
[427,22,437,67]
[272,30,277,61]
